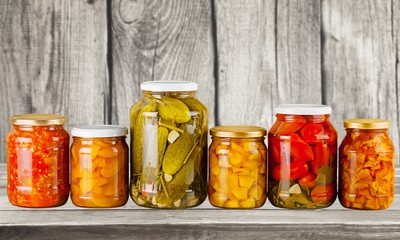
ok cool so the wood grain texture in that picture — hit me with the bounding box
[111,0,214,129]
[0,0,109,163]
[321,0,398,161]
[214,0,276,128]
[276,0,322,104]
[395,0,400,143]
[1,224,400,240]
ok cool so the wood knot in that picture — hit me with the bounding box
[87,0,97,4]
[119,0,144,23]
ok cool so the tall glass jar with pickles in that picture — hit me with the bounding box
[130,81,208,208]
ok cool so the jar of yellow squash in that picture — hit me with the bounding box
[339,119,394,210]
[130,81,208,208]
[70,126,129,208]
[209,126,267,208]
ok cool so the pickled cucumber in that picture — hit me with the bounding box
[131,93,208,208]
[162,131,192,175]
[158,97,191,123]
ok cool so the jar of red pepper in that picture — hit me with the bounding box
[268,104,337,209]
[7,114,70,208]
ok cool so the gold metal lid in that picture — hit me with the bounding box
[10,114,67,126]
[210,126,266,138]
[343,119,390,129]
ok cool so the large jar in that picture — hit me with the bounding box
[7,114,70,207]
[130,81,208,208]
[268,104,337,209]
[339,119,394,210]
[208,126,267,209]
[70,126,129,208]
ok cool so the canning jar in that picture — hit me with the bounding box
[7,114,70,207]
[70,126,129,208]
[208,126,267,209]
[268,104,337,209]
[339,119,394,210]
[130,81,208,208]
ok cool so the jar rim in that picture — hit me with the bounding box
[10,114,66,126]
[141,81,197,92]
[210,126,266,138]
[275,104,332,115]
[71,125,128,138]
[344,119,390,129]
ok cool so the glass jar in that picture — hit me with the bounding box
[7,114,70,207]
[130,81,208,208]
[268,104,337,209]
[70,126,129,208]
[339,119,394,210]
[208,126,267,209]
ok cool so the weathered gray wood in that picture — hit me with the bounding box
[276,0,322,104]
[395,0,400,144]
[321,0,398,162]
[1,224,400,240]
[0,0,109,163]
[214,0,276,127]
[111,0,215,129]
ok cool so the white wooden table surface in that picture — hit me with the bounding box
[0,164,399,240]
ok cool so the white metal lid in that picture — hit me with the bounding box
[275,104,332,115]
[140,81,198,92]
[71,125,128,138]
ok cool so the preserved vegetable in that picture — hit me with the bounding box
[339,119,394,210]
[7,114,69,207]
[70,126,129,208]
[208,126,267,209]
[268,105,337,209]
[130,81,208,208]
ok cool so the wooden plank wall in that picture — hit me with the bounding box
[0,0,399,163]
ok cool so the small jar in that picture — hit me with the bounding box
[339,119,394,210]
[7,114,70,207]
[209,126,267,209]
[268,104,337,209]
[70,126,129,208]
[130,81,208,208]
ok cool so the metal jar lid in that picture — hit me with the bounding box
[10,114,66,126]
[210,126,266,138]
[344,119,390,129]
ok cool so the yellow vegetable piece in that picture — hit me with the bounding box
[224,199,240,208]
[238,175,255,189]
[240,198,256,208]
[231,187,248,200]
[210,192,228,207]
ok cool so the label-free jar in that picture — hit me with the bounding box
[7,114,70,207]
[339,119,394,210]
[268,104,337,209]
[130,81,208,208]
[70,126,129,208]
[209,126,267,209]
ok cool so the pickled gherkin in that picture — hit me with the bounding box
[130,81,208,208]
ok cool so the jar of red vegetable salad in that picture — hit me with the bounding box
[7,114,70,208]
[268,104,337,209]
